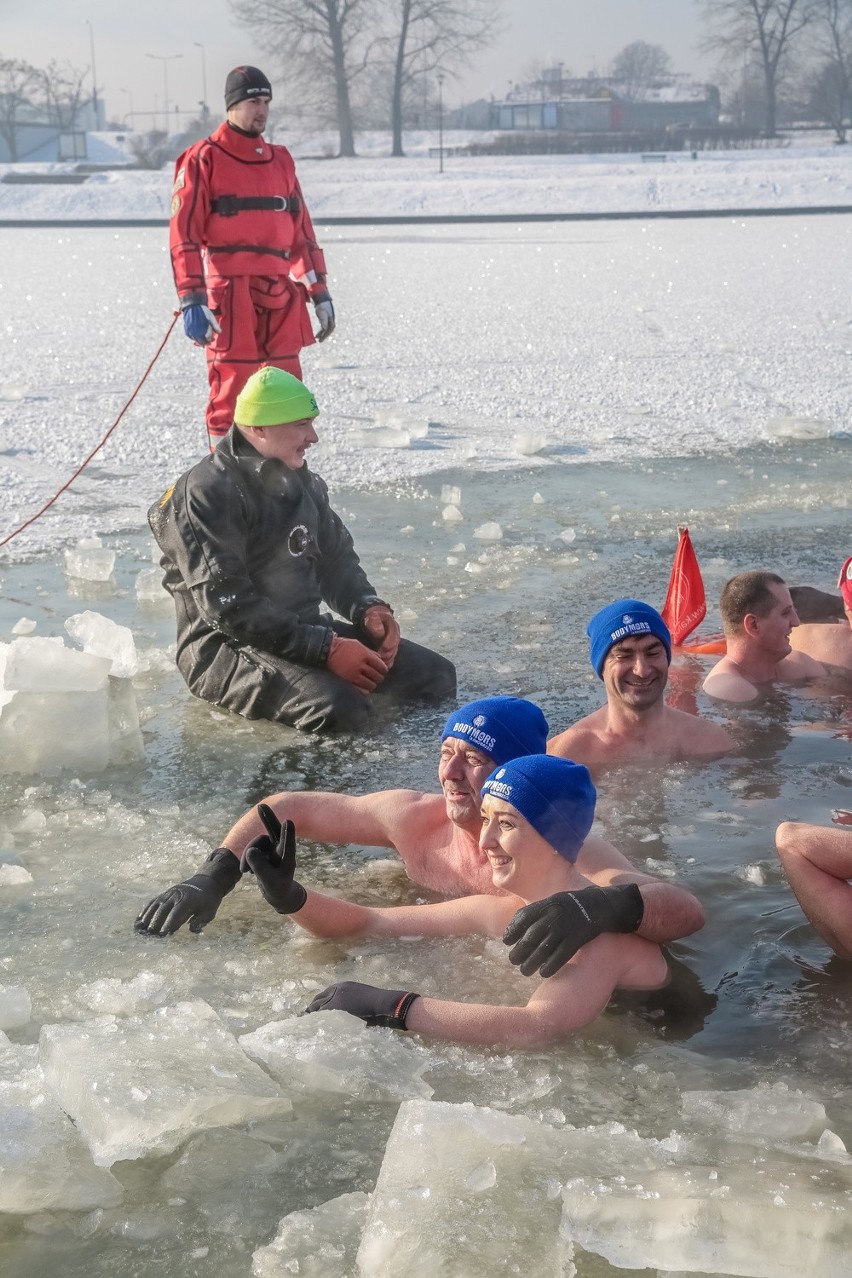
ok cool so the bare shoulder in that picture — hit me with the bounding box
[702,659,757,703]
[779,649,827,680]
[548,714,604,762]
[575,830,646,880]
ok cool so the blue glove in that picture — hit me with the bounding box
[182,304,221,346]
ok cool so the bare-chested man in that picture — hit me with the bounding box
[788,556,852,677]
[135,695,705,975]
[703,571,825,703]
[775,820,852,960]
[549,599,733,771]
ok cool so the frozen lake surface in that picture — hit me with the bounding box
[0,205,850,1275]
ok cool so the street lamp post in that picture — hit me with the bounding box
[120,87,134,128]
[437,72,445,174]
[85,19,98,127]
[146,52,183,132]
[194,41,208,122]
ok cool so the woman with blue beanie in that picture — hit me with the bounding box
[239,756,669,1046]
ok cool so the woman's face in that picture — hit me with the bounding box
[479,794,558,896]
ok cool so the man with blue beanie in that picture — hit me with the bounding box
[137,694,705,982]
[549,598,732,771]
[230,758,668,1045]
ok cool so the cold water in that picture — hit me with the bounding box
[0,221,850,1275]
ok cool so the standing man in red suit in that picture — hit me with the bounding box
[170,65,334,450]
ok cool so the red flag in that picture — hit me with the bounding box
[661,527,707,646]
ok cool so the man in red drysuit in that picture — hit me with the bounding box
[170,65,334,450]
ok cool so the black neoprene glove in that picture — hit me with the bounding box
[134,849,242,937]
[503,883,645,978]
[304,980,420,1029]
[240,803,307,914]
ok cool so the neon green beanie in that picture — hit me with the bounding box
[234,366,319,427]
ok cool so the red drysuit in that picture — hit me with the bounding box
[170,121,328,445]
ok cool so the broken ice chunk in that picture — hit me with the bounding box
[239,1010,434,1101]
[474,521,503,541]
[1,637,109,693]
[64,536,115,582]
[254,1192,369,1278]
[356,1099,571,1277]
[681,1082,827,1143]
[0,984,31,1030]
[65,611,140,679]
[0,1041,123,1214]
[39,1000,291,1165]
[76,971,168,1016]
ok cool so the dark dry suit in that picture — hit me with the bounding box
[149,429,456,732]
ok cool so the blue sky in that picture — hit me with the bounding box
[2,0,712,125]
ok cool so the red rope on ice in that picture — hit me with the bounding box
[0,312,180,550]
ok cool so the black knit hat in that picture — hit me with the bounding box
[225,65,272,110]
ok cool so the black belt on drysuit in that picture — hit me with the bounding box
[211,195,302,216]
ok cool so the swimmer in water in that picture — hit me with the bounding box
[703,571,825,703]
[548,599,733,772]
[775,820,852,960]
[135,695,704,976]
[788,556,852,677]
[242,756,669,1046]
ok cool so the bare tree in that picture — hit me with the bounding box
[0,56,40,162]
[230,0,377,156]
[700,0,815,136]
[383,0,502,156]
[611,40,672,100]
[39,60,90,133]
[807,0,852,139]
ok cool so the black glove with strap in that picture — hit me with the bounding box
[304,980,419,1029]
[134,849,242,937]
[240,803,307,914]
[503,883,645,978]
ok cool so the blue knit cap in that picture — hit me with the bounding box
[586,599,672,679]
[481,756,596,862]
[441,696,548,766]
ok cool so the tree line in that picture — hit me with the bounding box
[0,57,94,161]
[701,0,852,140]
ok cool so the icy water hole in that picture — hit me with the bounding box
[1,442,851,1276]
[0,220,851,1274]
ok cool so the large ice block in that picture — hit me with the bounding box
[0,984,31,1030]
[561,1155,852,1276]
[107,676,145,765]
[253,1192,369,1278]
[135,566,169,605]
[239,1010,434,1102]
[0,688,111,773]
[356,1099,572,1277]
[39,1000,291,1165]
[681,1082,827,1142]
[0,1041,123,1214]
[65,610,141,679]
[0,636,110,692]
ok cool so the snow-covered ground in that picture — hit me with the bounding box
[2,135,852,221]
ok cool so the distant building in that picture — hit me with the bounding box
[494,72,720,135]
[0,95,105,164]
